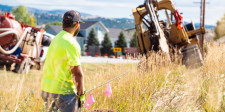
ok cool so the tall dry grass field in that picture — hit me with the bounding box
[0,43,224,112]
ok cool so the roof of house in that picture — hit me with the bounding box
[80,21,99,30]
[80,21,109,32]
[46,21,108,36]
[48,25,62,34]
[108,28,131,42]
[46,25,83,37]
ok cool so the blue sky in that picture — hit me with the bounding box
[1,0,225,25]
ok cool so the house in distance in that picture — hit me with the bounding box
[45,21,109,51]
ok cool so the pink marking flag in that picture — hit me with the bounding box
[105,82,112,97]
[85,93,95,109]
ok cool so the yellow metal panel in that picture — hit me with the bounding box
[169,24,181,44]
[189,38,200,48]
[157,0,176,13]
[132,6,150,54]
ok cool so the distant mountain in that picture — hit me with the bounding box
[0,4,215,29]
[35,13,63,25]
[0,4,12,12]
[82,17,215,29]
[183,21,215,29]
[36,15,135,29]
[194,23,215,29]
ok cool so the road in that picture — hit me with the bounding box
[81,56,139,63]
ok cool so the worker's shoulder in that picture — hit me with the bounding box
[54,31,72,43]
[52,31,79,48]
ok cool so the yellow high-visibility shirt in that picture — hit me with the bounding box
[41,30,81,94]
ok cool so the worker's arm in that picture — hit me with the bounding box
[71,65,84,96]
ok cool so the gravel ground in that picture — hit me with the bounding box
[80,56,139,63]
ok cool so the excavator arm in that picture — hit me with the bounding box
[133,0,169,54]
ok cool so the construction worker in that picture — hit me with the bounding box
[41,10,85,112]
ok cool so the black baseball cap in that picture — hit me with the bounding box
[63,10,84,23]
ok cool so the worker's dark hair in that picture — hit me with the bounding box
[62,20,76,28]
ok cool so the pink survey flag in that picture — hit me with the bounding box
[105,82,112,97]
[85,93,95,109]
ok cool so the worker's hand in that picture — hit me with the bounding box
[78,94,85,108]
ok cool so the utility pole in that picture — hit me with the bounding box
[201,0,206,58]
[194,0,208,58]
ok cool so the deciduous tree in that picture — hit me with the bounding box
[214,14,225,40]
[12,6,36,26]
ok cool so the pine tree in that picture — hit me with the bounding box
[130,32,138,47]
[87,28,99,46]
[115,31,127,54]
[101,33,113,55]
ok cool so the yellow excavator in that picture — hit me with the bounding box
[132,0,206,67]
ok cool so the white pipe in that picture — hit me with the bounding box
[0,27,32,54]
[35,39,39,58]
[0,28,20,41]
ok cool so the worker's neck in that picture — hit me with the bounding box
[63,28,75,36]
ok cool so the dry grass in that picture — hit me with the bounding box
[0,42,225,112]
